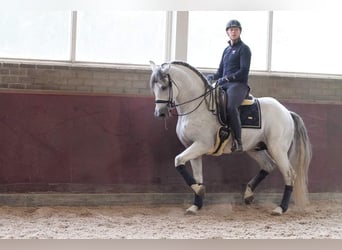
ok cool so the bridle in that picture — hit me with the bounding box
[154,74,217,117]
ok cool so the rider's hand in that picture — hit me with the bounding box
[217,77,228,86]
[206,74,215,83]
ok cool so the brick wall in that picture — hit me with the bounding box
[0,62,151,96]
[1,61,342,103]
[248,74,342,103]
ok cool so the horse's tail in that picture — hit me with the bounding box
[289,111,312,207]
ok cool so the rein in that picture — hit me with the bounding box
[155,74,218,117]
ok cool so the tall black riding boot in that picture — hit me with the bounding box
[232,138,243,152]
[229,110,243,152]
[225,82,248,153]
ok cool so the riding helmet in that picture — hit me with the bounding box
[226,19,242,31]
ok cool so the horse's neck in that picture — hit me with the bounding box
[177,81,204,102]
[171,66,205,100]
[171,69,208,115]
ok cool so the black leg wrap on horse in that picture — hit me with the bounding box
[280,185,293,212]
[194,194,203,209]
[249,169,269,191]
[176,165,196,186]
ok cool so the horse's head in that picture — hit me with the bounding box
[149,61,178,118]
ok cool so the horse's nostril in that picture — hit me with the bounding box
[156,113,166,118]
[154,111,166,118]
[155,107,169,118]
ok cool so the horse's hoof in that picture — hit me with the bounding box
[243,185,254,204]
[185,205,199,215]
[271,206,283,216]
[244,195,254,205]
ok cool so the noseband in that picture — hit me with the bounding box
[154,74,175,108]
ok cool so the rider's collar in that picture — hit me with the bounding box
[228,38,242,47]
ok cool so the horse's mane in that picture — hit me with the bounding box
[169,61,210,88]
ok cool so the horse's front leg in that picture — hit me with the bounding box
[245,150,277,204]
[174,141,208,214]
[184,157,204,215]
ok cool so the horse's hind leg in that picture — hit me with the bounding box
[245,150,277,204]
[267,148,296,215]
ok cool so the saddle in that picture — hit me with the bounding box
[217,86,255,126]
[207,86,261,156]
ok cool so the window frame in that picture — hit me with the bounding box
[0,10,341,77]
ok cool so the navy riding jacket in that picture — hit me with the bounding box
[214,39,251,85]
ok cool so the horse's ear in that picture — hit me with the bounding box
[149,61,156,71]
[161,63,171,73]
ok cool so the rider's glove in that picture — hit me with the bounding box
[206,74,215,83]
[217,76,229,86]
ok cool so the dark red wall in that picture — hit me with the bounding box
[0,92,341,193]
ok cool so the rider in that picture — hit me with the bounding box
[207,19,251,152]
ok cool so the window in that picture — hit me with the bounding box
[76,11,167,64]
[272,11,342,75]
[0,11,72,60]
[0,11,341,76]
[187,11,269,71]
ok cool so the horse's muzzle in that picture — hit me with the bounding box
[154,106,170,118]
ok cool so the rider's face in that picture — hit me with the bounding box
[227,27,241,42]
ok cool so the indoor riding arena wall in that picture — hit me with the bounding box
[0,61,341,205]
